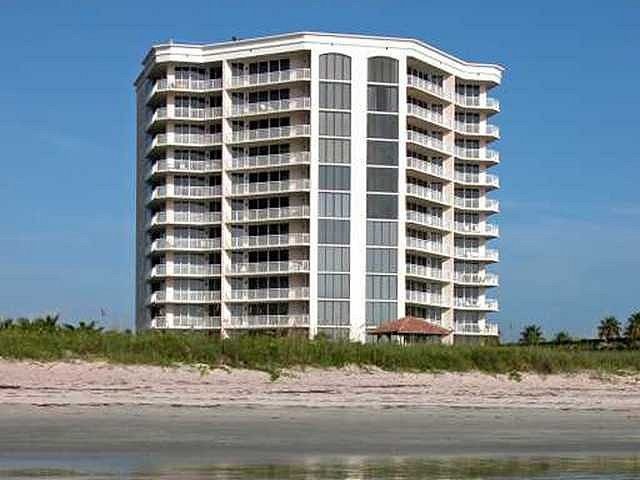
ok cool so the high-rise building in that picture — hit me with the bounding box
[135,32,503,343]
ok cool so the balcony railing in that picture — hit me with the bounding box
[231,151,310,170]
[147,158,222,177]
[406,156,449,180]
[148,238,221,252]
[149,132,223,150]
[226,315,310,329]
[406,75,451,101]
[454,248,500,262]
[454,321,499,336]
[149,290,221,303]
[454,146,500,163]
[231,179,310,195]
[453,171,500,188]
[453,272,499,286]
[230,68,311,87]
[454,121,500,137]
[151,78,222,94]
[230,97,311,116]
[227,260,310,274]
[406,183,449,205]
[231,205,310,222]
[230,124,311,143]
[230,233,310,249]
[407,130,452,155]
[173,106,223,120]
[453,222,500,237]
[149,211,222,226]
[406,103,451,128]
[230,287,310,301]
[453,298,499,311]
[406,237,448,255]
[406,210,450,230]
[173,316,221,329]
[454,197,500,212]
[150,185,222,201]
[406,263,448,281]
[406,290,447,307]
[150,264,221,277]
[454,94,500,111]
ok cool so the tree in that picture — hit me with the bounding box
[519,324,544,345]
[64,320,104,332]
[625,312,640,343]
[553,331,572,344]
[598,316,621,342]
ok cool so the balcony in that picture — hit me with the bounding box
[229,287,310,301]
[454,94,500,112]
[230,97,311,117]
[149,185,222,202]
[454,321,499,336]
[148,238,221,253]
[230,68,311,88]
[231,151,310,170]
[406,75,452,101]
[454,121,500,138]
[149,264,221,278]
[148,290,221,304]
[454,197,500,212]
[229,124,311,143]
[406,156,449,181]
[231,179,310,196]
[147,158,222,178]
[453,222,500,238]
[146,132,223,153]
[406,183,449,206]
[173,316,221,329]
[230,233,310,249]
[405,236,449,256]
[454,248,499,262]
[453,171,500,188]
[227,260,310,275]
[406,290,448,308]
[406,210,450,231]
[453,272,499,286]
[453,298,499,312]
[226,315,310,329]
[146,78,223,101]
[407,130,452,156]
[149,211,222,227]
[231,206,310,222]
[406,103,451,129]
[406,263,449,282]
[454,146,500,163]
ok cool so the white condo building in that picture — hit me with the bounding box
[135,32,503,343]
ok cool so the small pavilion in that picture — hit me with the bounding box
[371,316,452,345]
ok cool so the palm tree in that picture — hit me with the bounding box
[64,320,104,332]
[625,312,640,343]
[598,316,621,342]
[553,331,572,344]
[519,324,544,345]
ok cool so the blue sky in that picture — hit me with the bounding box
[0,1,638,339]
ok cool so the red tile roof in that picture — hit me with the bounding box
[372,316,451,336]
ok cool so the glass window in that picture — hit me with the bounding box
[366,275,397,300]
[318,219,350,244]
[367,114,398,139]
[318,246,350,272]
[367,194,398,219]
[318,301,350,326]
[319,138,350,164]
[318,273,350,298]
[367,140,398,166]
[366,302,397,327]
[368,57,399,83]
[367,85,398,112]
[320,111,351,137]
[320,82,351,110]
[320,165,351,190]
[367,167,398,192]
[366,248,397,273]
[367,221,397,246]
[319,192,351,217]
[319,53,352,81]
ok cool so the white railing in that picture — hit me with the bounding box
[455,94,500,111]
[149,238,221,252]
[153,78,223,93]
[406,183,449,204]
[231,68,311,87]
[407,130,452,155]
[150,185,222,200]
[231,179,310,195]
[231,152,310,169]
[230,287,310,301]
[454,121,500,137]
[226,315,310,329]
[406,236,448,255]
[406,156,449,179]
[227,260,310,274]
[454,248,500,262]
[173,106,223,120]
[454,171,500,188]
[406,75,451,100]
[150,132,223,149]
[230,97,311,116]
[406,264,448,281]
[231,206,310,222]
[149,211,222,226]
[454,321,499,336]
[453,272,499,286]
[149,290,221,303]
[406,290,447,307]
[230,124,311,143]
[148,158,222,176]
[453,222,500,237]
[406,210,450,230]
[406,103,451,128]
[231,233,310,249]
[454,197,500,211]
[173,316,221,329]
[150,264,221,277]
[454,298,499,311]
[454,146,500,162]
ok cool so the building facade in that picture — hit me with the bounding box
[135,32,503,343]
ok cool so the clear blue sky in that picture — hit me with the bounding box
[1,0,638,339]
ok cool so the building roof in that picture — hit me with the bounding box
[372,317,451,336]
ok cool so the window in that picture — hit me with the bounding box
[366,248,397,273]
[320,166,350,190]
[367,221,397,246]
[318,301,350,326]
[319,138,350,164]
[319,246,350,272]
[320,82,351,109]
[317,327,350,339]
[318,219,350,244]
[368,57,398,83]
[319,192,351,217]
[367,85,398,112]
[367,167,398,192]
[318,274,350,298]
[367,141,398,165]
[366,275,397,300]
[319,53,351,81]
[320,111,351,137]
[367,194,398,219]
[366,302,397,327]
[367,114,398,139]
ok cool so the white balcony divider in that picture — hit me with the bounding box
[407,75,452,100]
[407,130,452,155]
[227,260,310,274]
[406,183,449,204]
[230,97,311,116]
[406,103,451,128]
[231,205,310,222]
[231,151,310,169]
[231,179,310,195]
[226,315,310,328]
[230,124,311,143]
[230,68,311,87]
[230,287,310,301]
[406,210,450,230]
[406,156,449,179]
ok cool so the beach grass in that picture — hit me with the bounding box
[1,326,639,375]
